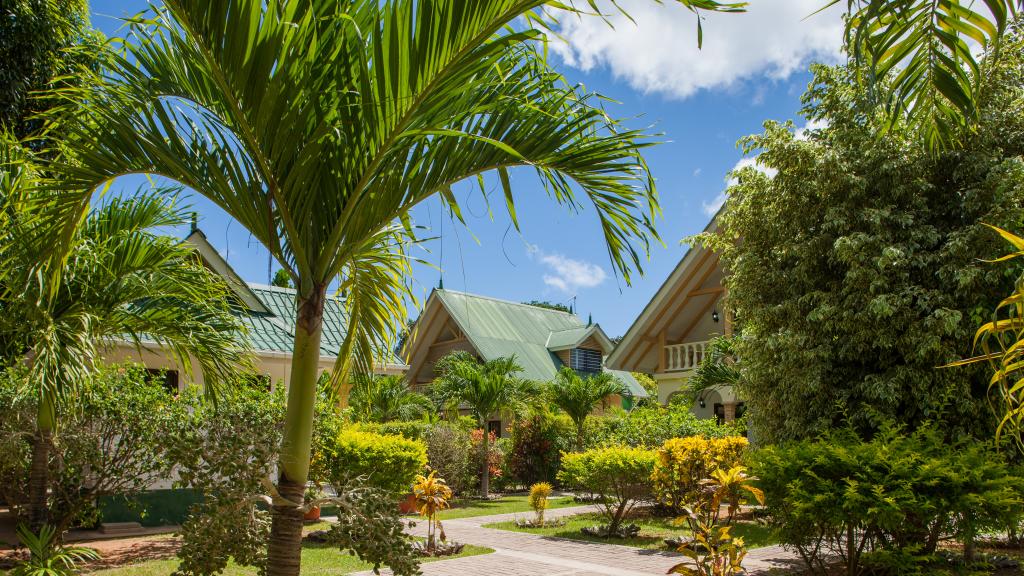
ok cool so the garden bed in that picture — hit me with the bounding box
[430,494,578,520]
[0,529,492,576]
[484,510,778,550]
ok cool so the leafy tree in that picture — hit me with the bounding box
[548,367,626,450]
[432,353,535,497]
[270,268,293,289]
[0,0,102,146]
[50,0,745,571]
[349,374,433,423]
[700,53,1024,443]
[523,300,572,313]
[0,147,248,531]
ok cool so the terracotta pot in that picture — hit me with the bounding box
[398,493,418,514]
[303,506,321,521]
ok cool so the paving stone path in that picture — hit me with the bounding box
[351,505,803,576]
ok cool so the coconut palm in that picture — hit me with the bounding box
[548,367,626,451]
[0,142,249,531]
[349,374,433,423]
[433,354,534,497]
[48,1,747,571]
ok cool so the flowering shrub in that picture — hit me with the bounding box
[652,436,748,513]
[506,414,574,487]
[470,429,502,481]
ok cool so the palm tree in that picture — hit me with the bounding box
[687,335,740,401]
[433,354,534,497]
[49,1,746,571]
[0,143,249,531]
[548,367,626,451]
[835,0,1018,149]
[349,374,433,423]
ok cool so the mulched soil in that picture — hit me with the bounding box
[0,533,182,572]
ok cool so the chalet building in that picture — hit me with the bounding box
[402,289,648,436]
[103,226,406,392]
[606,215,743,423]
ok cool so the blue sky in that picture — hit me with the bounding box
[88,1,844,338]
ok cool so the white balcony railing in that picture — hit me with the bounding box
[664,340,709,372]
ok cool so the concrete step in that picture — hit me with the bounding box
[99,522,144,535]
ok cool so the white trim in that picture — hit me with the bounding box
[606,212,722,369]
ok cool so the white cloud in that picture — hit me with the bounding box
[702,192,726,216]
[529,247,608,293]
[794,118,829,140]
[693,168,702,177]
[550,1,844,100]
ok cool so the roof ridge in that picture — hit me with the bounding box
[439,289,579,317]
[248,282,343,302]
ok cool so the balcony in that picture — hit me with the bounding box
[663,340,708,372]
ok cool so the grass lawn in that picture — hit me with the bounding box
[82,541,493,575]
[432,495,578,520]
[484,511,778,550]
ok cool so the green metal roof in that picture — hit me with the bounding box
[435,290,647,397]
[545,326,592,349]
[234,284,401,366]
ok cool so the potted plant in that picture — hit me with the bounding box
[303,485,324,521]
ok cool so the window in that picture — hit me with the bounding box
[569,348,603,373]
[487,420,502,438]
[146,368,180,395]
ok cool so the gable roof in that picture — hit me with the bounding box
[409,289,646,397]
[606,209,722,371]
[546,325,613,351]
[184,229,403,368]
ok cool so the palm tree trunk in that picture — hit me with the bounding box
[575,420,585,452]
[480,423,490,498]
[29,394,56,532]
[267,289,325,576]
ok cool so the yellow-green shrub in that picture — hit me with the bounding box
[322,429,427,496]
[652,436,748,512]
[558,446,657,533]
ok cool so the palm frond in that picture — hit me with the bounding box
[839,0,1019,149]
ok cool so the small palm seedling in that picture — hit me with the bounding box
[11,524,100,576]
[668,466,765,576]
[413,471,453,554]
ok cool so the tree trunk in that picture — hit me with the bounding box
[29,395,56,533]
[575,421,585,452]
[480,423,490,498]
[267,289,325,576]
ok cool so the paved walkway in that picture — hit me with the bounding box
[351,505,803,576]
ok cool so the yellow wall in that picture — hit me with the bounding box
[101,342,400,393]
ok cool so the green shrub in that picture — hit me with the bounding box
[323,428,427,496]
[753,425,1024,575]
[652,436,748,513]
[586,403,741,449]
[0,363,179,532]
[360,420,430,441]
[557,446,657,534]
[424,423,473,494]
